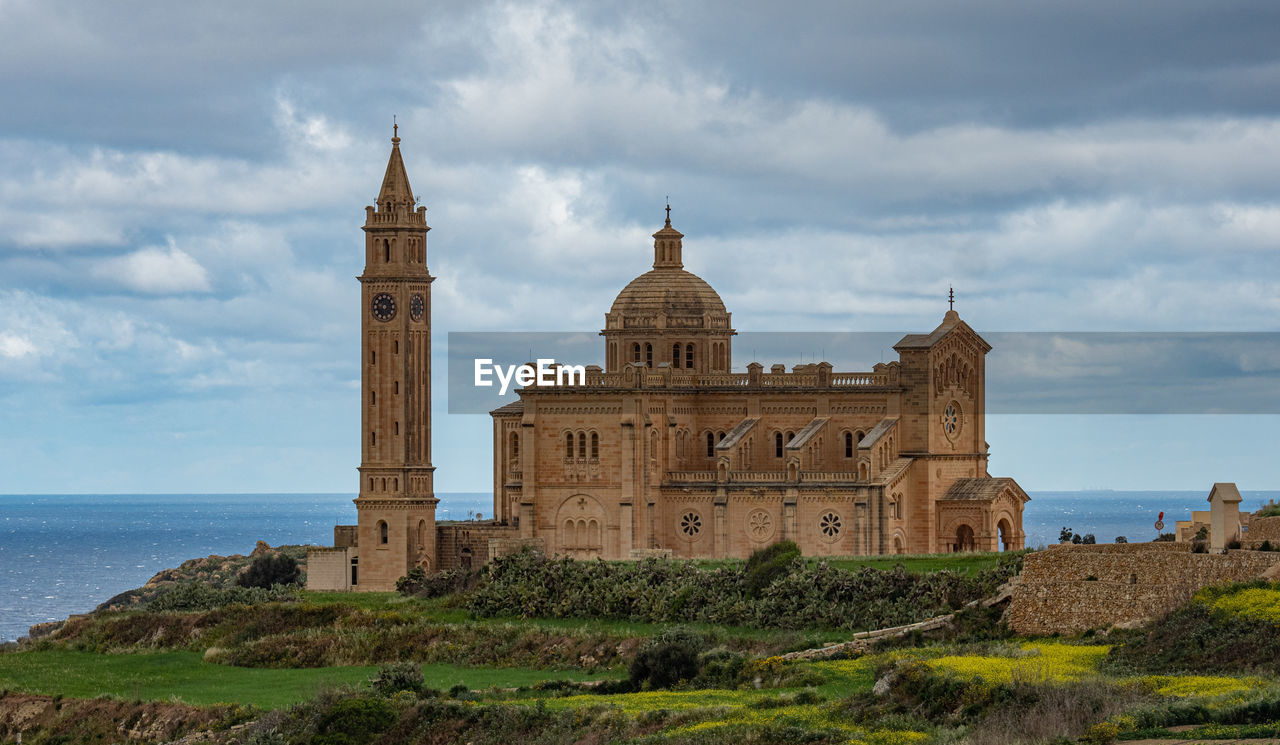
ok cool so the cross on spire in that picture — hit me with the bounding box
[664,198,671,227]
[948,286,955,311]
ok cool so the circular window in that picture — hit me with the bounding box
[747,508,774,542]
[942,400,961,439]
[819,512,842,541]
[679,511,703,538]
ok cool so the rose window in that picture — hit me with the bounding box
[679,511,702,537]
[819,512,842,540]
[747,509,774,541]
[942,401,960,438]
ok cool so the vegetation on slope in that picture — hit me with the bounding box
[1104,580,1280,677]
[461,548,1024,631]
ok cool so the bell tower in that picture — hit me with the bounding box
[353,127,437,591]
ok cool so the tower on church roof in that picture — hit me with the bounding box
[652,202,684,269]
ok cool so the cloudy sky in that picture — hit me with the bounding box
[1,0,1278,497]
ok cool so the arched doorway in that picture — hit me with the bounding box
[556,494,606,559]
[997,518,1012,551]
[955,524,975,552]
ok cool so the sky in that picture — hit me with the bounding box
[1,0,1278,496]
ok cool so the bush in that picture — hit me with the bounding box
[1262,540,1274,552]
[313,697,396,745]
[1227,539,1242,550]
[146,581,295,612]
[396,565,479,598]
[1081,534,1096,545]
[1155,533,1176,542]
[369,661,426,696]
[745,540,801,598]
[237,554,301,589]
[1115,536,1128,544]
[629,628,704,690]
[1192,541,1208,554]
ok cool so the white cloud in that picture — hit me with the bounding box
[92,241,212,294]
[0,332,35,359]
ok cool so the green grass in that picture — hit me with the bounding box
[296,590,849,649]
[0,649,620,709]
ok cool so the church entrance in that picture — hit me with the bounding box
[997,518,1012,551]
[955,524,975,552]
[556,494,606,559]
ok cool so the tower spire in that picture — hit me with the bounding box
[375,125,415,215]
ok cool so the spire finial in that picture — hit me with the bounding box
[392,115,400,144]
[948,285,955,311]
[664,198,671,227]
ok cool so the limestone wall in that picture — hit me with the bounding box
[1246,516,1280,545]
[1008,543,1280,635]
[435,522,521,571]
[305,547,351,591]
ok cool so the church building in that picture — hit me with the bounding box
[307,136,1028,592]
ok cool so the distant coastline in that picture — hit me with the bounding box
[3,489,1279,643]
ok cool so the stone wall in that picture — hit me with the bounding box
[435,521,521,571]
[1007,542,1280,635]
[305,547,351,591]
[1245,515,1280,545]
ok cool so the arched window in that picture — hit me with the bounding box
[509,431,519,461]
[706,432,715,458]
[685,343,694,368]
[590,432,599,458]
[855,431,865,448]
[775,432,784,458]
[645,343,653,367]
[371,350,376,365]
[673,343,681,366]
[370,390,376,406]
[378,520,388,544]
[577,431,587,458]
[370,431,377,446]
[393,340,399,354]
[565,432,574,455]
[632,343,641,363]
[383,239,391,263]
[784,431,794,448]
[394,421,399,435]
[718,431,726,441]
[844,431,853,458]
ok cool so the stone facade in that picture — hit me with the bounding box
[1007,542,1280,635]
[310,137,1031,592]
[490,211,1029,560]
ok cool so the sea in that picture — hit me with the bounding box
[2,490,1278,643]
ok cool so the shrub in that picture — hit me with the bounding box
[629,627,704,690]
[1227,539,1242,550]
[313,697,395,745]
[1115,536,1128,544]
[1194,526,1209,541]
[146,581,295,612]
[369,661,425,696]
[745,540,801,598]
[1192,541,1208,554]
[237,554,301,589]
[1155,533,1176,542]
[1262,540,1274,552]
[396,565,479,598]
[1081,534,1096,545]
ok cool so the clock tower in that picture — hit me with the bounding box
[353,127,437,590]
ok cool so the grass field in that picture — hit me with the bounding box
[0,650,621,709]
[295,591,851,649]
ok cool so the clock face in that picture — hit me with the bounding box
[370,293,397,322]
[410,293,425,322]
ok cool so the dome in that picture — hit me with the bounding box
[609,267,727,318]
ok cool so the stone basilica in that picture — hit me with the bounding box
[309,136,1028,592]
